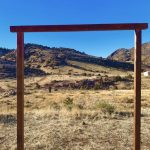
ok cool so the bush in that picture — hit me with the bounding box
[123,98,133,103]
[63,97,74,111]
[82,73,87,76]
[125,74,133,80]
[67,71,71,75]
[76,101,85,110]
[35,83,41,89]
[93,83,100,90]
[36,64,41,68]
[97,74,101,77]
[96,102,115,115]
[115,75,122,81]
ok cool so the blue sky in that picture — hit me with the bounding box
[0,0,149,57]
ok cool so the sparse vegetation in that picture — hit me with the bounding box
[125,73,133,80]
[49,102,60,110]
[93,83,101,90]
[0,76,150,149]
[82,72,87,76]
[123,97,133,103]
[63,97,74,111]
[96,101,115,115]
[115,75,122,81]
[35,83,41,89]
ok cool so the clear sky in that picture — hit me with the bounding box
[0,0,149,57]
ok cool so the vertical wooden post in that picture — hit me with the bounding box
[134,29,142,150]
[17,32,24,150]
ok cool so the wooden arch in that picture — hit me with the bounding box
[10,23,148,150]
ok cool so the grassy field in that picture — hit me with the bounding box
[0,73,150,149]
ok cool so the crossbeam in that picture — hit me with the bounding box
[10,23,148,32]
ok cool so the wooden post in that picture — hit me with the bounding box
[134,29,142,150]
[17,32,24,150]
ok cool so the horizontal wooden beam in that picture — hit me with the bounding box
[10,23,148,32]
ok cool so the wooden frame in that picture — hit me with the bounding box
[10,23,148,150]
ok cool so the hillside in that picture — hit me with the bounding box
[108,42,150,70]
[0,43,133,76]
[0,47,14,56]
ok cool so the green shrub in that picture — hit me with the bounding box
[96,102,115,115]
[63,97,74,111]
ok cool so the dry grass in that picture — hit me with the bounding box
[0,75,150,150]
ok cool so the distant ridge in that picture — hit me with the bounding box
[108,42,150,70]
[0,43,133,71]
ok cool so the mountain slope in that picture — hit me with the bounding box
[2,43,133,71]
[108,42,150,70]
[0,43,135,78]
[0,47,14,56]
[108,48,131,62]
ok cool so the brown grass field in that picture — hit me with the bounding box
[0,72,150,149]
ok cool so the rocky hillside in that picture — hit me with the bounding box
[108,48,131,62]
[0,58,46,78]
[108,42,150,70]
[1,43,133,71]
[0,43,136,78]
[0,47,14,56]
